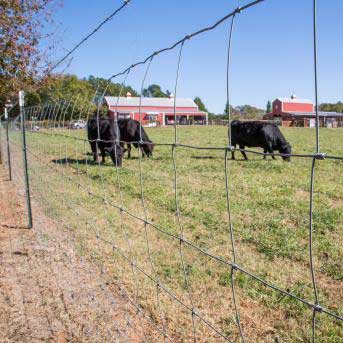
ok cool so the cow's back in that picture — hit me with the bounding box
[230,120,286,148]
[118,119,150,143]
[87,117,118,142]
[231,121,266,147]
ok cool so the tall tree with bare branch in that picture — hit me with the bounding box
[0,0,61,107]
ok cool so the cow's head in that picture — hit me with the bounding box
[279,142,292,162]
[142,141,154,158]
[107,144,124,167]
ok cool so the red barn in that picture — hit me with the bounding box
[264,95,343,127]
[104,93,208,127]
[272,96,314,114]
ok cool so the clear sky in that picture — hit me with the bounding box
[51,0,343,113]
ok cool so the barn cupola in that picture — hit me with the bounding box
[169,93,175,99]
[126,92,132,98]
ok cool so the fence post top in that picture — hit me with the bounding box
[19,91,25,107]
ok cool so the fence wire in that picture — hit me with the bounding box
[1,0,342,342]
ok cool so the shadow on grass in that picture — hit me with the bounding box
[0,224,31,230]
[52,158,93,165]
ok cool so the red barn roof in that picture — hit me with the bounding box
[104,96,198,109]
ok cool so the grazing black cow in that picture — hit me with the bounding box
[230,120,292,161]
[118,119,154,158]
[87,116,124,167]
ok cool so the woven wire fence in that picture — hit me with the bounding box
[1,0,342,341]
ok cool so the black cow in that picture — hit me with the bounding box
[87,116,124,167]
[118,119,154,158]
[230,120,292,161]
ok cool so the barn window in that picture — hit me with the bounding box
[146,112,159,122]
[148,114,158,121]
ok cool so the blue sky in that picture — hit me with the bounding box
[51,0,343,113]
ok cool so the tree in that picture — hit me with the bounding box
[86,76,138,98]
[266,100,272,113]
[235,105,264,119]
[223,101,235,118]
[26,74,95,119]
[194,97,208,112]
[223,101,263,120]
[319,101,343,113]
[0,0,61,107]
[142,84,169,98]
[25,74,142,119]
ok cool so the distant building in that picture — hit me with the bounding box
[104,93,208,127]
[264,95,343,127]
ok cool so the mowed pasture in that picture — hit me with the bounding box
[21,126,342,341]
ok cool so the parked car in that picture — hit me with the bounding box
[70,120,86,129]
[30,125,40,131]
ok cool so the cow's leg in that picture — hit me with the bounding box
[240,145,248,160]
[90,141,98,162]
[140,145,147,158]
[100,146,106,164]
[120,142,126,158]
[127,144,132,159]
[231,144,236,160]
[263,148,267,160]
[266,143,275,160]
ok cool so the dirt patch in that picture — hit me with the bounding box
[0,167,151,342]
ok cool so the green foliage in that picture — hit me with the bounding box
[194,96,208,112]
[223,101,264,120]
[25,74,141,119]
[26,74,95,119]
[142,84,170,98]
[86,75,138,98]
[319,101,343,113]
[223,101,231,117]
[266,100,272,113]
[0,0,60,106]
[234,105,264,119]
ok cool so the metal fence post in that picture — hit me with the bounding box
[19,91,33,228]
[4,107,12,181]
[0,117,2,165]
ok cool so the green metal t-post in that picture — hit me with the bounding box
[4,107,12,181]
[19,91,33,228]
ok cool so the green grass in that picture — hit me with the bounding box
[18,126,343,341]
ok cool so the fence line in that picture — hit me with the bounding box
[1,0,342,341]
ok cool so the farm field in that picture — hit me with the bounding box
[14,126,343,341]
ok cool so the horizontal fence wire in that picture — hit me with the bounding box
[2,0,343,341]
[21,129,343,160]
[6,135,343,324]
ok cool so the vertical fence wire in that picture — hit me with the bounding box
[171,40,199,342]
[310,0,322,341]
[224,11,247,342]
[137,56,168,340]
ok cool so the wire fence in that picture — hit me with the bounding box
[1,0,342,341]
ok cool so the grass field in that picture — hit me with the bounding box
[18,126,343,341]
